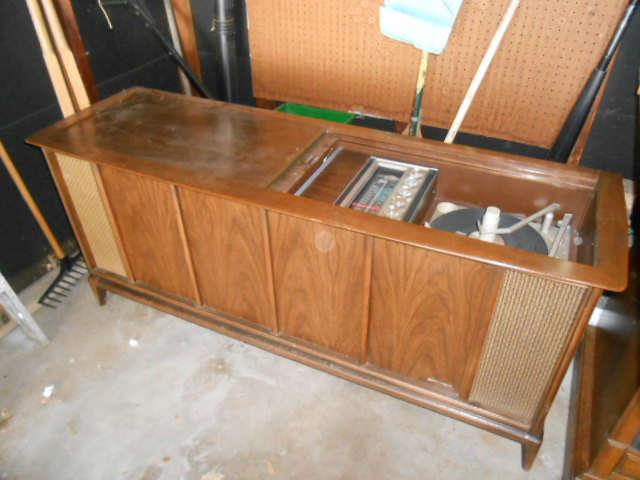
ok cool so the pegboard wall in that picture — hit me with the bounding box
[247,0,628,148]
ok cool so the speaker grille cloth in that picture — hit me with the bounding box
[56,154,127,277]
[469,271,586,422]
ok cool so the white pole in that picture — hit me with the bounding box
[444,0,520,144]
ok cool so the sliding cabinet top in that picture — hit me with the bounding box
[28,88,326,188]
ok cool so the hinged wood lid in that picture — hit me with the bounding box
[247,0,628,148]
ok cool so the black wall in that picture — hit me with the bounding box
[581,10,640,180]
[0,0,181,291]
[1,1,637,291]
[1,0,73,291]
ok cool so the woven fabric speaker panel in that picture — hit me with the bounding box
[56,154,127,277]
[469,270,587,423]
[247,0,627,147]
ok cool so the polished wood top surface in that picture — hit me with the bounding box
[28,88,629,291]
[28,89,325,188]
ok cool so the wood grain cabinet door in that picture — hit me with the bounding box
[99,166,198,301]
[268,212,371,360]
[368,239,503,397]
[177,188,277,330]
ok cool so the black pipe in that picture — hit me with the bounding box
[213,0,237,102]
[102,0,214,99]
[548,0,638,162]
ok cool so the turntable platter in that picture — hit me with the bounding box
[431,208,549,255]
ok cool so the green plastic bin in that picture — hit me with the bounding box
[276,103,355,124]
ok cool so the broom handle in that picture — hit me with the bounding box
[0,140,66,260]
[444,0,520,144]
[408,51,429,137]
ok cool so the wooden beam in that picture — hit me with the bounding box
[52,0,100,103]
[26,0,75,116]
[169,0,202,81]
[40,0,90,110]
[163,0,193,95]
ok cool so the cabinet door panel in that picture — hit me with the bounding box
[99,166,197,300]
[369,239,503,396]
[178,188,276,329]
[268,213,369,359]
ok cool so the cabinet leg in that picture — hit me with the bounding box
[88,276,106,306]
[521,436,543,470]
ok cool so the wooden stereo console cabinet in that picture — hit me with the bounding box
[28,88,628,469]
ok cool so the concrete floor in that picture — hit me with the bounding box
[0,276,573,479]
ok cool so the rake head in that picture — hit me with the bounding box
[38,252,88,308]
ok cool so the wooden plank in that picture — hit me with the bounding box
[617,452,640,478]
[163,0,192,95]
[368,240,503,397]
[26,0,75,117]
[268,212,369,359]
[99,166,197,300]
[41,0,91,110]
[610,472,635,480]
[52,0,100,103]
[169,0,202,80]
[591,439,627,477]
[178,187,276,329]
[611,391,640,445]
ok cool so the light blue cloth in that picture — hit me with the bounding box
[380,0,464,54]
